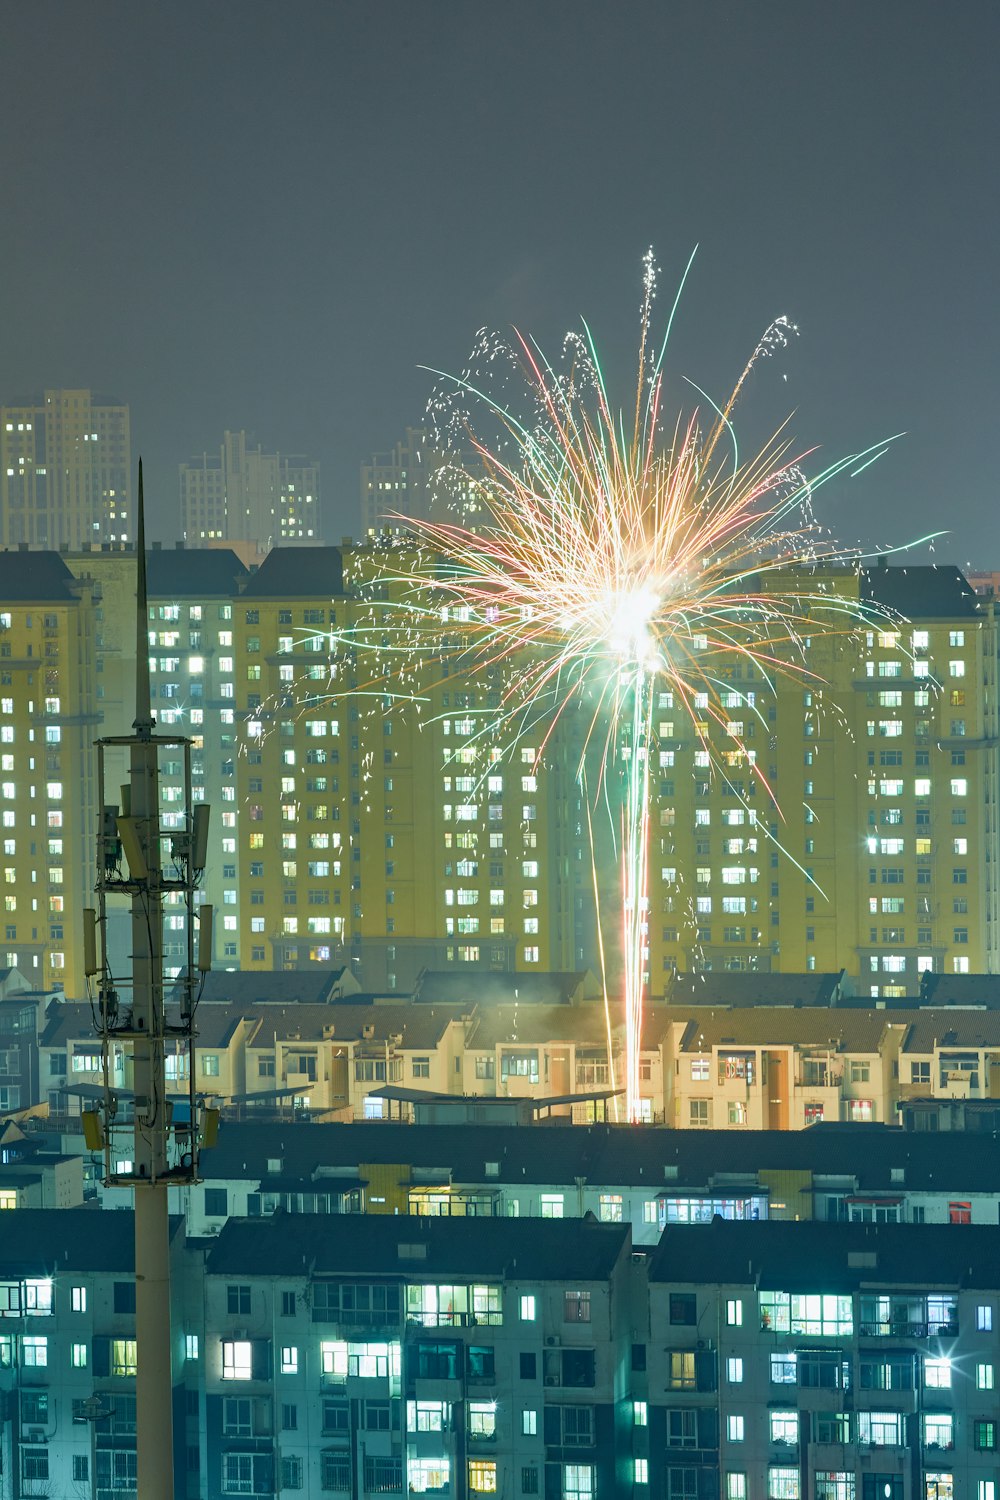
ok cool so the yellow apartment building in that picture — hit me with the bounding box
[647,562,999,995]
[232,543,582,989]
[9,542,997,1000]
[0,553,100,994]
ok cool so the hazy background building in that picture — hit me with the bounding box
[180,429,321,550]
[0,390,131,549]
[360,426,482,538]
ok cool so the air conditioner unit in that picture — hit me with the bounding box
[544,1375,559,1386]
[545,1336,561,1347]
[234,1328,249,1340]
[24,1428,44,1441]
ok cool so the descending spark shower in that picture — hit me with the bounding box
[365,252,894,1123]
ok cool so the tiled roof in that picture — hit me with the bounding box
[665,971,848,1007]
[414,971,594,1006]
[200,1118,1000,1195]
[176,969,353,1007]
[861,563,985,620]
[674,1006,901,1052]
[146,548,249,596]
[242,1002,461,1050]
[240,547,344,598]
[649,1217,1000,1290]
[0,1209,180,1273]
[0,550,84,601]
[901,1010,1000,1052]
[205,1210,629,1280]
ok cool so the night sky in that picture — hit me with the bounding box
[1,2,996,560]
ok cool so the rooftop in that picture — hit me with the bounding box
[674,1005,900,1052]
[173,968,356,1008]
[860,563,985,621]
[649,1217,1000,1290]
[665,970,850,1008]
[0,1209,181,1274]
[146,547,249,597]
[0,550,86,602]
[205,1210,629,1281]
[413,970,598,1006]
[240,546,344,599]
[199,1118,1000,1195]
[901,1011,1000,1052]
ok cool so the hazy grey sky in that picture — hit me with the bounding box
[1,2,996,561]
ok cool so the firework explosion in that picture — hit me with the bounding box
[356,252,898,1123]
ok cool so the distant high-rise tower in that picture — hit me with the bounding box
[0,389,132,548]
[179,430,321,549]
[361,426,483,538]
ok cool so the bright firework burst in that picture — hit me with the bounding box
[361,252,901,1122]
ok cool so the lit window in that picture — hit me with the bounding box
[281,1346,299,1375]
[222,1340,253,1380]
[112,1338,137,1376]
[728,1415,745,1442]
[520,1295,536,1321]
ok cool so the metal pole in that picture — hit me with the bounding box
[87,461,213,1500]
[129,464,174,1500]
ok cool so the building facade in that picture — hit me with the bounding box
[0,553,101,993]
[180,430,321,549]
[648,564,1000,995]
[4,547,997,996]
[360,427,481,539]
[3,1209,1000,1500]
[1,389,131,548]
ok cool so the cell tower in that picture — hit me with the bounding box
[82,462,216,1500]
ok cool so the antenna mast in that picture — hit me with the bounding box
[83,461,216,1500]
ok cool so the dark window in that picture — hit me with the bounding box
[227,1285,251,1316]
[281,1291,296,1317]
[113,1282,136,1314]
[560,1348,596,1387]
[521,1466,539,1494]
[520,1352,537,1380]
[415,1342,459,1381]
[631,1343,647,1372]
[204,1188,227,1217]
[467,1344,495,1381]
[365,1401,392,1430]
[670,1293,697,1326]
[322,1400,350,1433]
